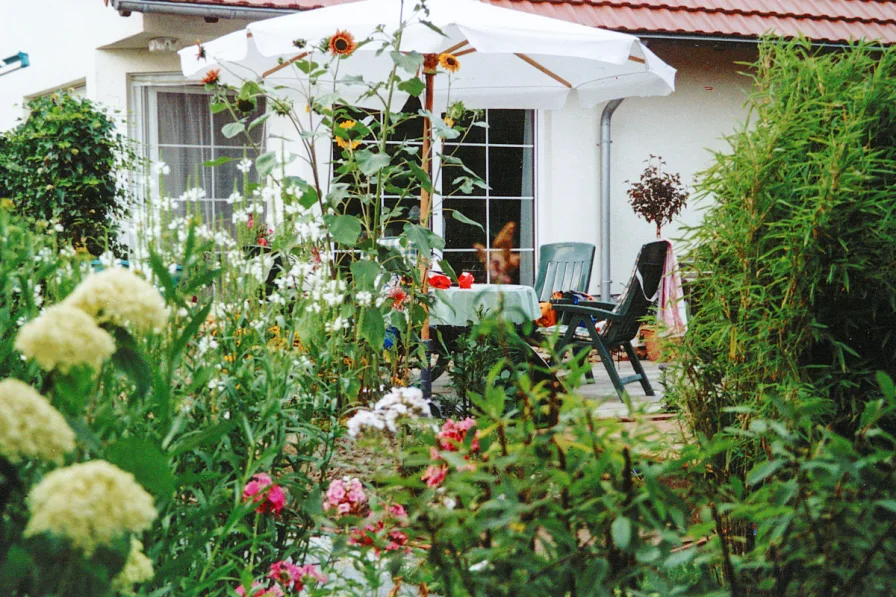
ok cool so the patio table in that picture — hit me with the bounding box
[430,284,541,326]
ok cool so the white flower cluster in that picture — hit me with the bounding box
[232,203,265,225]
[346,387,430,437]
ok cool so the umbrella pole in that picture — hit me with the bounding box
[418,70,435,398]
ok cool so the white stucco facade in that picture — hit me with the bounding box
[0,2,754,297]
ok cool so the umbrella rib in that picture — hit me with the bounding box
[262,52,311,78]
[514,53,572,88]
[454,48,476,57]
[443,40,469,54]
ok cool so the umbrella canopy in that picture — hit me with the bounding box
[179,0,675,110]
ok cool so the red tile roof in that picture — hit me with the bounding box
[130,0,896,44]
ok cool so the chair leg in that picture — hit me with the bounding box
[623,342,655,396]
[592,336,626,400]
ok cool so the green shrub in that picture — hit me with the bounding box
[670,39,896,478]
[0,92,135,256]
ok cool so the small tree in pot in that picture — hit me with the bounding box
[626,155,689,238]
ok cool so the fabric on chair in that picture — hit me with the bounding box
[658,239,688,337]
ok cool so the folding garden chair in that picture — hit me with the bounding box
[550,241,668,399]
[533,242,596,300]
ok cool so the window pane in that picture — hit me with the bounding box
[442,144,486,196]
[158,92,210,146]
[489,146,533,197]
[213,148,258,199]
[450,112,486,144]
[443,251,487,283]
[489,199,534,249]
[487,110,530,146]
[442,199,486,249]
[157,146,210,197]
[213,98,266,147]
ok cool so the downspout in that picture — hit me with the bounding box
[110,0,295,19]
[599,98,623,302]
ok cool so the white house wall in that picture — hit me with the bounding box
[539,42,756,296]
[0,0,143,131]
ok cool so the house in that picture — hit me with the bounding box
[2,0,894,296]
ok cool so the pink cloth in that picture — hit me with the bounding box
[658,239,688,337]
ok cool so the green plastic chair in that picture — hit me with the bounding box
[533,242,596,301]
[551,241,668,399]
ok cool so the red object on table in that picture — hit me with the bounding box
[457,272,474,289]
[429,273,451,289]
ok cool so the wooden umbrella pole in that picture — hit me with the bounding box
[418,69,436,343]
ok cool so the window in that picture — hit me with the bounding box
[134,81,265,227]
[332,102,536,285]
[440,110,535,285]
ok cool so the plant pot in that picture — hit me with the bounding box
[640,325,662,362]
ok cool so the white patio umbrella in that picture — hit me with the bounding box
[178,0,676,388]
[180,0,674,110]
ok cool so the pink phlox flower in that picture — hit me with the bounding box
[324,478,367,516]
[268,560,304,592]
[296,563,327,586]
[258,237,268,247]
[236,582,284,597]
[247,216,254,229]
[388,504,407,518]
[243,473,286,515]
[422,465,447,488]
[437,418,479,452]
[386,530,409,552]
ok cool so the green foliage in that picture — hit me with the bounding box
[670,39,896,478]
[0,92,135,256]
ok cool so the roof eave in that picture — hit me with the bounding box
[109,0,297,19]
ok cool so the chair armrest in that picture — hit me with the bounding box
[578,299,616,310]
[551,303,625,322]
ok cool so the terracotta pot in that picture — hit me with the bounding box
[641,326,662,362]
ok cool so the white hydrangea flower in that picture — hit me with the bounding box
[356,291,373,307]
[64,268,168,334]
[0,379,76,464]
[25,461,157,555]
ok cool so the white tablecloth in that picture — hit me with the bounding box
[430,284,541,326]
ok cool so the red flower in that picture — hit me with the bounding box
[387,287,409,310]
[429,274,451,289]
[457,272,474,289]
[201,68,220,85]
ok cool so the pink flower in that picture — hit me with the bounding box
[247,216,255,229]
[437,418,479,452]
[267,560,327,593]
[236,582,284,597]
[258,237,268,247]
[296,563,327,586]
[422,465,447,488]
[323,478,367,517]
[388,504,407,518]
[243,473,287,515]
[386,530,409,552]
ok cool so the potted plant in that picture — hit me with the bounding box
[626,155,689,239]
[626,155,689,359]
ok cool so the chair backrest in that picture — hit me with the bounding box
[533,242,596,301]
[601,241,668,347]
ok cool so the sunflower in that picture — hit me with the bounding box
[443,116,455,128]
[201,69,220,86]
[438,52,460,73]
[338,120,357,129]
[336,136,361,150]
[328,30,357,56]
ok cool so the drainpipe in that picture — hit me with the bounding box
[599,98,623,302]
[110,0,295,19]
